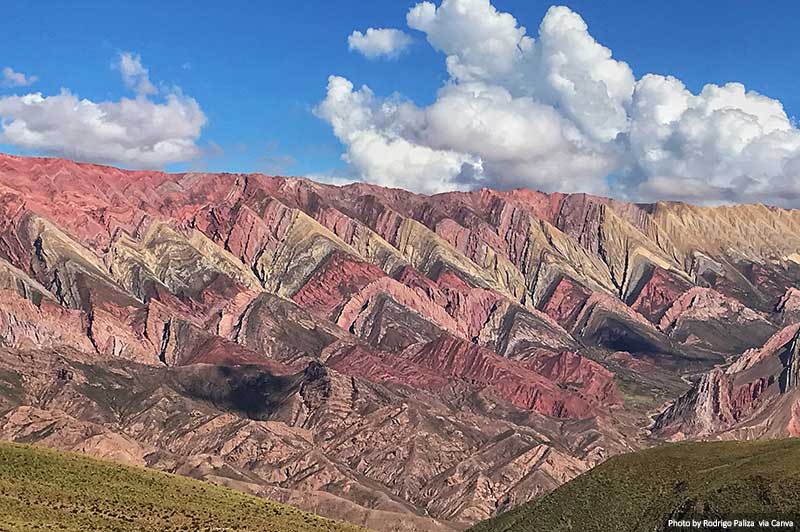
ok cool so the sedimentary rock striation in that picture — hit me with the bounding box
[2,153,800,530]
[654,324,800,440]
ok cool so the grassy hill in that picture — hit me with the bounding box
[0,440,371,532]
[471,439,800,532]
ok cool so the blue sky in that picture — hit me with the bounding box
[2,1,800,204]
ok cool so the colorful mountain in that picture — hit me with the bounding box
[2,153,800,530]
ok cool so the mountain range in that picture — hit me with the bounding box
[1,152,800,531]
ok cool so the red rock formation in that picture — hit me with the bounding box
[325,343,448,391]
[0,290,95,354]
[337,276,464,338]
[401,335,596,419]
[540,277,592,330]
[523,350,621,406]
[659,287,768,332]
[630,267,692,322]
[778,287,800,325]
[292,251,385,319]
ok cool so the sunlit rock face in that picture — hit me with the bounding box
[2,152,800,530]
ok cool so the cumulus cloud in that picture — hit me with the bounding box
[315,76,479,193]
[626,76,800,204]
[348,28,413,59]
[407,0,531,85]
[115,52,157,96]
[324,2,623,195]
[0,53,206,168]
[2,67,38,87]
[320,0,800,206]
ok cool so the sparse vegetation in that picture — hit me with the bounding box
[0,440,371,532]
[471,439,800,532]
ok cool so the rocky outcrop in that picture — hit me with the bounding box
[0,346,631,529]
[0,290,95,354]
[523,350,621,407]
[291,251,385,320]
[539,277,592,330]
[654,324,800,439]
[629,266,693,322]
[777,287,800,325]
[400,335,598,419]
[657,287,777,355]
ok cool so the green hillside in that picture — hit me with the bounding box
[0,440,371,532]
[471,439,800,532]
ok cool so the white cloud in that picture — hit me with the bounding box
[0,53,206,168]
[348,28,413,59]
[320,0,800,206]
[315,76,479,193]
[528,6,634,143]
[626,75,800,204]
[115,52,157,96]
[2,67,38,87]
[407,0,531,83]
[322,1,623,194]
[420,82,616,193]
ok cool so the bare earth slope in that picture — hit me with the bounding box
[1,153,800,530]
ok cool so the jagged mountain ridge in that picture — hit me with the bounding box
[1,153,799,531]
[654,322,800,440]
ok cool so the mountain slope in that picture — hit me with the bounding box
[0,440,370,532]
[2,153,800,530]
[470,439,800,532]
[654,323,800,440]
